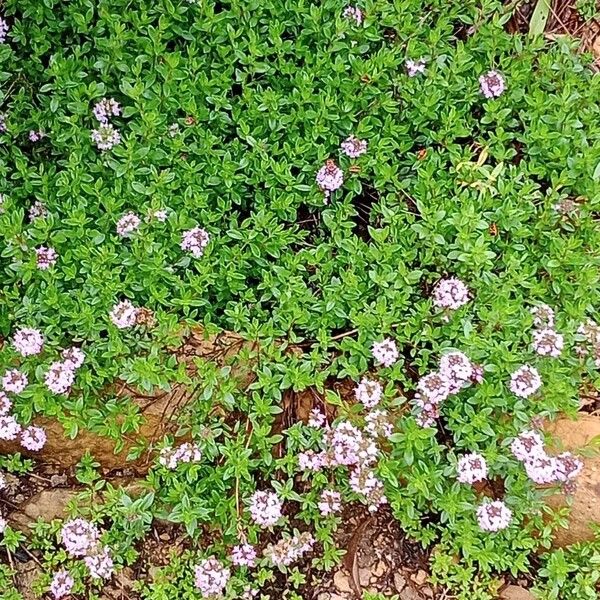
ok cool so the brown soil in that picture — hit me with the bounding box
[507,0,600,66]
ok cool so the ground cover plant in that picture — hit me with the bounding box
[0,0,600,598]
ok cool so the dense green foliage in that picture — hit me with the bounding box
[1,0,600,598]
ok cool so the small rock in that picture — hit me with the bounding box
[317,594,330,600]
[50,474,68,487]
[500,585,536,600]
[10,488,77,530]
[359,567,370,586]
[422,586,434,597]
[334,570,353,594]
[400,586,421,600]
[372,560,386,577]
[394,572,407,592]
[411,569,428,586]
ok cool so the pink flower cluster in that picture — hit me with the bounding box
[530,304,563,357]
[414,351,478,427]
[510,429,583,486]
[354,377,383,408]
[349,466,387,512]
[116,212,141,237]
[21,426,47,451]
[432,277,470,310]
[308,408,326,428]
[263,531,314,567]
[45,360,76,394]
[36,246,58,270]
[29,201,47,221]
[84,546,114,579]
[0,392,11,414]
[91,97,121,150]
[316,159,344,202]
[93,98,121,124]
[531,304,555,329]
[158,442,202,469]
[476,500,512,532]
[364,409,393,438]
[230,543,257,567]
[341,135,367,158]
[181,226,210,258]
[456,452,488,484]
[49,569,75,599]
[0,17,9,44]
[318,490,342,516]
[61,518,114,580]
[0,514,6,535]
[61,518,100,557]
[509,365,542,398]
[194,557,230,597]
[110,299,139,329]
[2,369,28,394]
[91,124,121,150]
[577,319,600,367]
[0,471,6,490]
[343,5,363,25]
[371,338,399,368]
[0,415,21,441]
[532,328,563,358]
[248,490,283,527]
[479,70,505,98]
[13,327,44,357]
[406,59,426,77]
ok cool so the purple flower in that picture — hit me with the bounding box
[340,135,367,158]
[181,226,210,258]
[194,557,230,597]
[62,346,85,370]
[35,246,58,270]
[91,124,121,150]
[29,201,47,221]
[44,361,76,394]
[49,569,74,599]
[264,532,314,566]
[61,518,100,557]
[432,277,470,310]
[318,490,342,516]
[364,409,393,438]
[2,369,28,394]
[371,338,399,368]
[510,430,545,462]
[0,18,9,44]
[84,546,114,579]
[316,159,344,200]
[476,500,512,532]
[479,70,505,98]
[343,5,363,25]
[93,98,121,124]
[231,543,257,567]
[0,392,12,415]
[509,365,542,398]
[29,130,44,142]
[354,377,383,408]
[456,452,488,484]
[109,299,139,329]
[307,408,326,428]
[417,371,451,404]
[20,426,47,451]
[406,59,426,77]
[531,304,555,329]
[116,211,141,237]
[439,351,473,381]
[554,452,583,482]
[0,415,21,441]
[13,327,44,356]
[532,328,564,358]
[248,490,283,527]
